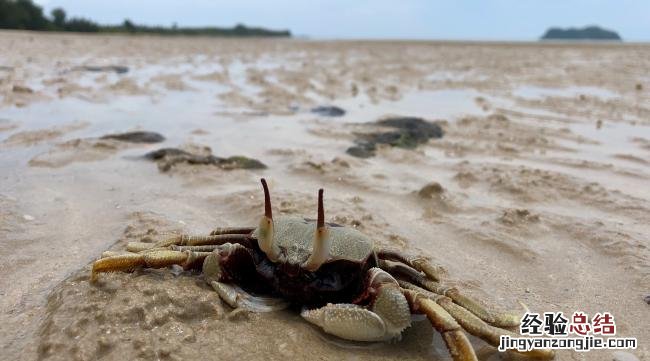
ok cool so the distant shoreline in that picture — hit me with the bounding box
[3,30,648,46]
[0,0,291,38]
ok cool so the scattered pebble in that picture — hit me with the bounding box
[311,105,346,117]
[73,65,129,74]
[12,85,33,94]
[23,214,35,221]
[644,294,650,304]
[101,131,165,144]
[345,145,375,158]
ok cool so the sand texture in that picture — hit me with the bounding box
[0,31,648,361]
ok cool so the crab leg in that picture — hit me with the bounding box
[400,281,555,359]
[158,234,251,248]
[90,250,211,282]
[171,245,221,252]
[209,281,289,312]
[402,288,477,361]
[210,227,254,235]
[377,248,445,281]
[126,233,252,252]
[379,259,520,328]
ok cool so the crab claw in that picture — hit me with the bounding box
[258,178,280,262]
[302,188,331,271]
[301,268,411,341]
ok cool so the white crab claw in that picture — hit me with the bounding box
[301,304,388,341]
[302,268,411,342]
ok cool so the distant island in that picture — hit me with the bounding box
[541,26,621,41]
[0,0,291,37]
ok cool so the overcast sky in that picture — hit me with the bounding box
[33,0,649,41]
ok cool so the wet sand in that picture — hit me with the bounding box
[0,31,648,361]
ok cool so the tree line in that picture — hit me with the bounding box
[0,0,291,36]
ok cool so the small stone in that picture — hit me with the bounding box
[23,214,35,221]
[311,105,346,117]
[12,85,33,93]
[221,156,266,170]
[101,131,165,144]
[346,143,376,158]
[76,65,129,74]
[525,288,531,293]
[644,294,650,304]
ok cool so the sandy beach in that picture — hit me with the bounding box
[0,31,648,361]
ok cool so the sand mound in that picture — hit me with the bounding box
[37,213,454,361]
[2,121,88,147]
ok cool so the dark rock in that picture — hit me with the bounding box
[644,294,650,304]
[12,85,33,93]
[144,147,266,172]
[311,106,346,117]
[345,144,376,158]
[221,156,267,170]
[540,26,622,41]
[75,65,129,74]
[346,117,444,158]
[145,148,182,158]
[144,148,193,160]
[101,131,165,144]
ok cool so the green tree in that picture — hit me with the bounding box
[51,7,66,28]
[123,19,135,33]
[0,0,49,30]
[64,17,99,32]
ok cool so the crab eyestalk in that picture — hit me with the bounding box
[302,189,331,272]
[258,178,280,262]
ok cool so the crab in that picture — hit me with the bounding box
[91,179,554,361]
